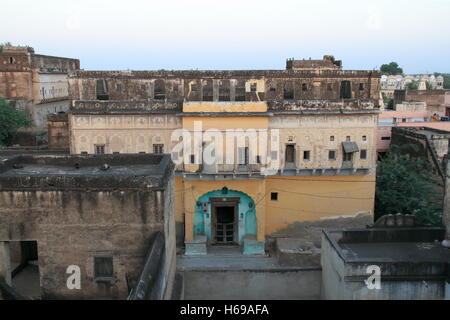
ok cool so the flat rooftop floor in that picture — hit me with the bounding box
[1,164,163,176]
[340,242,450,263]
[178,246,320,271]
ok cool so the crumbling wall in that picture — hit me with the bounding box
[68,70,380,106]
[405,90,449,106]
[0,72,33,100]
[47,113,70,150]
[31,55,79,72]
[0,188,167,300]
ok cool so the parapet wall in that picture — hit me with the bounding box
[71,100,183,114]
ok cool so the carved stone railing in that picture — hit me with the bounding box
[71,99,183,113]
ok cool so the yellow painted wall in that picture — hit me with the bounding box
[175,174,375,241]
[182,117,268,130]
[264,174,375,235]
[183,101,267,113]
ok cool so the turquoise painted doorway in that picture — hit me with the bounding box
[193,188,257,246]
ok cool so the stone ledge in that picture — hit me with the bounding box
[243,235,265,256]
[185,235,207,256]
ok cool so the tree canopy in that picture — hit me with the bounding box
[380,62,404,75]
[0,98,32,146]
[406,81,419,90]
[375,144,442,226]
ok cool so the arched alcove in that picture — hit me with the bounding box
[193,188,257,245]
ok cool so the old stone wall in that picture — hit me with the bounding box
[68,70,380,104]
[31,55,79,73]
[403,90,449,106]
[0,188,168,299]
[0,72,33,100]
[48,113,70,150]
[183,268,322,300]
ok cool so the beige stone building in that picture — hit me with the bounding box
[0,46,79,127]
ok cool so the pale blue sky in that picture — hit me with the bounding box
[2,0,450,73]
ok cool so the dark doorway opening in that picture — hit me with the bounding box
[340,81,352,99]
[285,144,296,167]
[5,241,41,299]
[215,206,235,245]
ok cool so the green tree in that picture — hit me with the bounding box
[0,98,32,146]
[406,81,419,90]
[382,93,394,109]
[375,144,442,226]
[380,62,404,75]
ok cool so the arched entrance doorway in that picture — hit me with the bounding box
[193,187,257,247]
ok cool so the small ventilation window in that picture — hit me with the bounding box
[360,149,367,160]
[94,257,114,279]
[329,150,336,160]
[271,193,278,201]
[303,150,311,161]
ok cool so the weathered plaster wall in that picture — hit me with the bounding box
[0,189,167,299]
[69,114,181,154]
[265,174,375,239]
[0,72,33,100]
[183,268,322,300]
[47,113,70,150]
[68,70,380,103]
[33,100,70,128]
[270,114,378,170]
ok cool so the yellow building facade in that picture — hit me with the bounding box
[67,60,380,255]
[69,100,377,255]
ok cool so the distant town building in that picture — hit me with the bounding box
[0,46,79,127]
[381,74,444,98]
[286,55,342,70]
[394,89,450,117]
[377,102,429,154]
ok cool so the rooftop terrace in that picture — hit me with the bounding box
[0,154,174,191]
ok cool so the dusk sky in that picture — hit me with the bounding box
[2,0,450,73]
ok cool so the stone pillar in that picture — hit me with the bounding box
[0,242,12,286]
